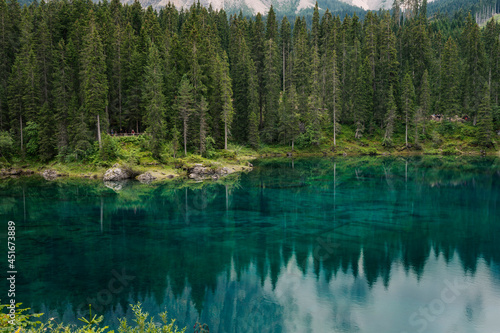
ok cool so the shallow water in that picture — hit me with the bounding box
[1,156,500,332]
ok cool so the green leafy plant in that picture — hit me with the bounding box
[0,302,43,332]
[117,303,185,333]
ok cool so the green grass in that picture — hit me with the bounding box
[1,122,497,180]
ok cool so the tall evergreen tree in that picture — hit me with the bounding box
[142,43,166,158]
[219,52,233,150]
[176,74,194,156]
[383,85,397,146]
[439,37,460,118]
[402,72,416,147]
[262,38,280,143]
[80,14,108,148]
[476,82,494,147]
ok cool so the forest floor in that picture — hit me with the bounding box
[1,121,499,182]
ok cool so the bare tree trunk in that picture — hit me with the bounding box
[224,116,228,150]
[184,119,187,156]
[405,115,408,147]
[97,114,102,149]
[20,114,23,151]
[283,43,285,93]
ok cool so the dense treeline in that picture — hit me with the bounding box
[0,0,499,162]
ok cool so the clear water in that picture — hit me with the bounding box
[1,156,500,333]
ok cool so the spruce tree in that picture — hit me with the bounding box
[176,74,194,156]
[383,85,397,146]
[198,95,208,155]
[52,39,74,152]
[142,43,166,158]
[419,69,430,136]
[402,73,416,147]
[219,52,233,150]
[440,37,460,118]
[262,38,280,143]
[476,83,494,148]
[247,60,260,149]
[80,14,108,148]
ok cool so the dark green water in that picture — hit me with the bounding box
[1,156,500,333]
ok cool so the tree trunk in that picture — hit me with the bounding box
[20,114,23,151]
[283,43,285,93]
[184,119,187,156]
[291,138,294,152]
[224,115,228,150]
[405,116,408,147]
[97,114,102,149]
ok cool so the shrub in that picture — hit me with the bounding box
[1,303,186,333]
[0,131,13,159]
[99,135,119,162]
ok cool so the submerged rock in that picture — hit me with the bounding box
[137,172,156,183]
[103,167,130,181]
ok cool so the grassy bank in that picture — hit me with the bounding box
[1,121,499,181]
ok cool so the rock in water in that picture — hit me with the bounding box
[103,167,130,181]
[137,172,156,183]
[42,169,59,180]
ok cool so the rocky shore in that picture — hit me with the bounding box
[1,162,252,183]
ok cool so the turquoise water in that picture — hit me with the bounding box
[1,156,500,332]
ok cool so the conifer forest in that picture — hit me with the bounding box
[0,0,499,163]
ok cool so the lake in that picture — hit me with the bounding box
[1,156,500,333]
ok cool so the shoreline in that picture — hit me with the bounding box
[1,149,498,182]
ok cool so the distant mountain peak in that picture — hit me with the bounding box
[122,0,439,14]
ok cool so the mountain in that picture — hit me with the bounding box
[120,0,368,15]
[120,0,447,16]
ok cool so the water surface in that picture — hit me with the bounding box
[1,156,500,333]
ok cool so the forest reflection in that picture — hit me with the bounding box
[1,156,499,332]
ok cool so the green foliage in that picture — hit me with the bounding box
[1,0,500,160]
[117,303,185,333]
[0,131,13,159]
[0,302,44,332]
[99,134,119,162]
[24,121,39,157]
[1,302,186,333]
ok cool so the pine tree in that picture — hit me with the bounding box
[419,69,430,136]
[219,52,233,150]
[262,38,280,143]
[329,48,341,147]
[247,60,260,149]
[462,14,485,121]
[171,125,180,158]
[52,39,74,152]
[198,95,208,155]
[354,57,373,138]
[279,16,291,92]
[80,14,108,149]
[476,83,494,148]
[142,43,166,158]
[402,72,416,147]
[37,101,55,161]
[440,37,460,118]
[383,85,397,146]
[124,46,144,133]
[307,44,323,146]
[265,5,278,42]
[282,84,300,151]
[251,13,265,128]
[176,74,194,156]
